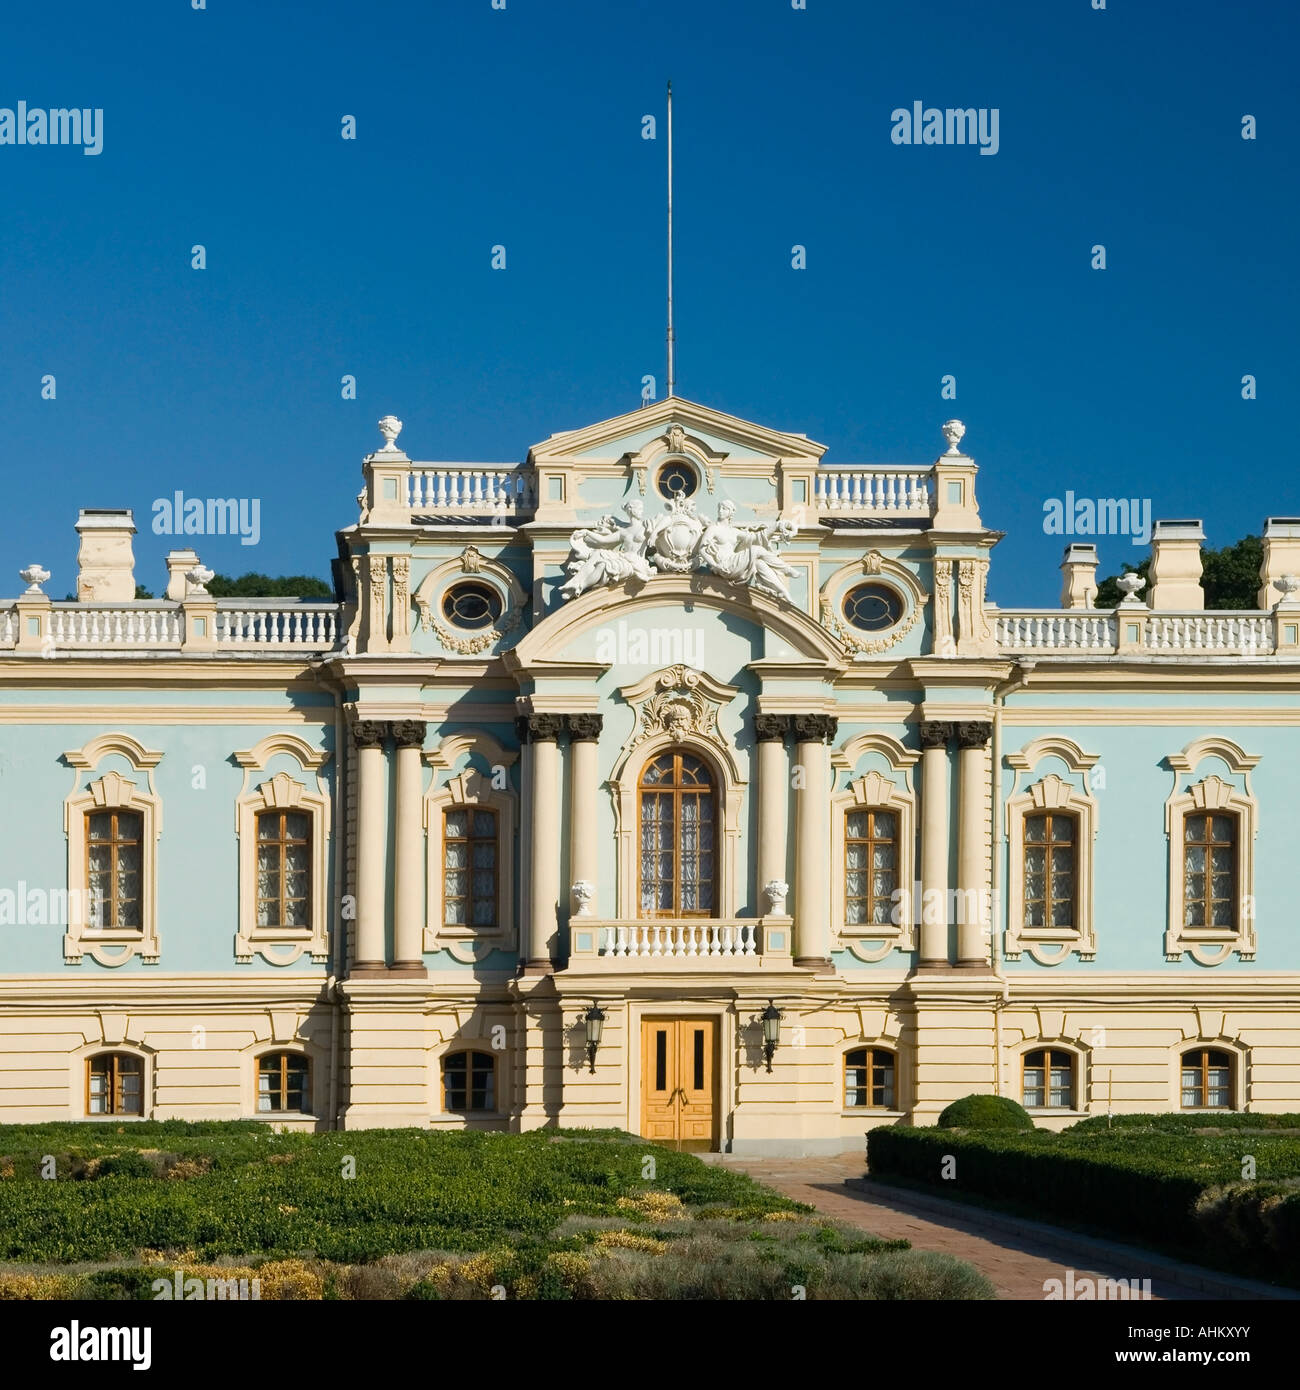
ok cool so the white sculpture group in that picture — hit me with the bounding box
[560,496,798,603]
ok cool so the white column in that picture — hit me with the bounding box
[392,719,427,975]
[566,715,602,913]
[919,721,952,966]
[353,721,389,973]
[956,722,992,966]
[793,715,835,967]
[524,715,564,971]
[754,715,790,908]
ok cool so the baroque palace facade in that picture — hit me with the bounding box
[2,398,1299,1152]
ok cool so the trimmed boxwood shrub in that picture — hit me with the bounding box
[937,1095,1033,1130]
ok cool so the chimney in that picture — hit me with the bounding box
[164,548,202,601]
[1059,543,1098,609]
[74,510,137,602]
[1257,517,1300,610]
[1147,519,1204,610]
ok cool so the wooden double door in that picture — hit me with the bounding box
[640,1017,719,1152]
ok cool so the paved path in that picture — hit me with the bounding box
[704,1153,1292,1301]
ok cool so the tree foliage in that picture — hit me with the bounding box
[206,573,333,599]
[1095,535,1262,610]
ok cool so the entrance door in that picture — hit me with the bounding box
[640,1017,718,1152]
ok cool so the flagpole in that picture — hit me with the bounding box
[666,79,675,399]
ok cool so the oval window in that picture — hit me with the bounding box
[843,582,904,632]
[656,460,698,499]
[442,581,503,630]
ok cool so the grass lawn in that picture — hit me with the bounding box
[0,1122,994,1300]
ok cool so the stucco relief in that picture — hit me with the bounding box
[560,496,798,602]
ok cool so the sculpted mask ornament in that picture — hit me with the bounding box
[631,665,724,749]
[560,497,799,602]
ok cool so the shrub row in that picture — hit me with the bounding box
[866,1124,1300,1280]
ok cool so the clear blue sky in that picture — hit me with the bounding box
[2,0,1295,603]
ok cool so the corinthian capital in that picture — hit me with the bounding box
[352,719,389,749]
[793,714,838,744]
[566,713,604,742]
[752,713,792,743]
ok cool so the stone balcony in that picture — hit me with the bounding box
[0,599,342,656]
[994,608,1298,659]
[567,918,794,971]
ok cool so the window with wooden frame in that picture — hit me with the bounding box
[85,809,143,930]
[257,1052,310,1113]
[1022,811,1077,929]
[442,1050,496,1113]
[255,810,311,929]
[1181,1047,1234,1109]
[844,809,898,927]
[86,1052,143,1116]
[844,1047,896,1109]
[1022,1049,1074,1109]
[638,751,716,917]
[443,808,498,928]
[1182,813,1237,930]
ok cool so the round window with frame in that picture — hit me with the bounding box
[842,582,905,634]
[655,458,699,500]
[441,580,504,631]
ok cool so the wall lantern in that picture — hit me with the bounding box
[761,1000,782,1073]
[584,1002,606,1073]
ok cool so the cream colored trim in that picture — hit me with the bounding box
[72,1039,154,1120]
[423,766,517,962]
[242,1039,325,1119]
[609,733,745,919]
[819,553,926,656]
[3,706,332,725]
[1163,739,1258,965]
[63,735,164,968]
[831,766,917,960]
[234,732,331,771]
[424,730,519,773]
[1012,1037,1088,1112]
[1004,736,1100,966]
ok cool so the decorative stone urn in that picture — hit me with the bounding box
[571,880,595,917]
[941,419,966,455]
[763,879,790,915]
[377,415,404,453]
[187,565,215,595]
[1117,571,1146,605]
[19,565,50,594]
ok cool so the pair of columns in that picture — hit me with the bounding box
[352,718,428,977]
[754,713,838,969]
[517,713,603,973]
[918,719,992,968]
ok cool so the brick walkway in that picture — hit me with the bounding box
[705,1153,1292,1301]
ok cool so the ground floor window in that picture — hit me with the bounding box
[1022,1049,1074,1109]
[844,1048,895,1109]
[258,1052,310,1113]
[1181,1048,1234,1109]
[443,1050,496,1112]
[87,1052,143,1116]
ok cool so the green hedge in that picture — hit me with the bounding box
[866,1124,1300,1280]
[937,1094,1033,1130]
[1067,1112,1300,1133]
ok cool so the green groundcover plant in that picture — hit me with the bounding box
[867,1111,1300,1283]
[0,1123,994,1301]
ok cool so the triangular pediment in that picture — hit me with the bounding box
[527,396,826,466]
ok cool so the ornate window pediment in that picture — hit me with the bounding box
[63,736,164,968]
[1004,739,1100,966]
[1162,739,1259,965]
[234,735,332,967]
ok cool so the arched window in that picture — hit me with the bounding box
[1182,814,1237,929]
[443,1050,497,1113]
[258,1052,310,1113]
[638,751,717,917]
[1023,811,1077,928]
[1181,1048,1234,1109]
[845,808,898,926]
[255,810,311,929]
[86,809,143,929]
[87,1052,143,1116]
[1022,1049,1075,1109]
[844,1048,896,1109]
